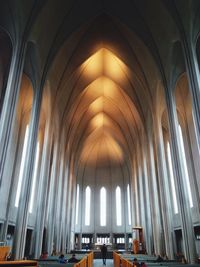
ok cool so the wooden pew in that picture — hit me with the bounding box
[0,260,37,266]
[113,251,121,267]
[38,251,93,267]
[0,246,10,261]
[74,256,87,267]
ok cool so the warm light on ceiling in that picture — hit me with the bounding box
[80,131,123,165]
[91,112,104,128]
[82,48,125,80]
[77,48,131,165]
[89,97,104,113]
[90,112,112,129]
[84,76,121,100]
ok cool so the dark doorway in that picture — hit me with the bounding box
[175,229,183,255]
[24,229,33,258]
[6,225,15,248]
[113,233,125,249]
[42,227,47,253]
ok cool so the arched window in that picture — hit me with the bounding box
[167,142,178,214]
[116,186,122,226]
[75,184,79,225]
[15,125,29,207]
[29,141,40,213]
[127,184,131,225]
[85,186,91,225]
[100,187,106,226]
[178,125,193,207]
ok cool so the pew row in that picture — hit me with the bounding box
[0,260,37,266]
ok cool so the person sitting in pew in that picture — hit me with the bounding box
[68,254,79,263]
[40,251,48,259]
[141,262,147,267]
[133,258,140,267]
[58,254,67,263]
[155,255,163,262]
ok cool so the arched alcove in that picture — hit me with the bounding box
[174,73,200,211]
[12,73,33,213]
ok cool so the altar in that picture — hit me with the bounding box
[94,243,112,250]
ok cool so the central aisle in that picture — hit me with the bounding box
[94,259,114,267]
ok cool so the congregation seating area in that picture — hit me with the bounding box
[113,252,200,267]
[38,252,93,267]
[0,260,38,266]
[0,246,93,267]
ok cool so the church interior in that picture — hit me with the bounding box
[0,0,200,265]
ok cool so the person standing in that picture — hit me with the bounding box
[101,244,107,265]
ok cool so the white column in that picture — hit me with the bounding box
[61,159,70,253]
[146,130,163,255]
[46,143,59,255]
[0,43,26,186]
[130,157,138,227]
[165,88,197,263]
[12,86,43,259]
[154,117,174,259]
[65,159,74,253]
[55,150,65,252]
[141,139,153,254]
[34,121,53,258]
[183,41,200,148]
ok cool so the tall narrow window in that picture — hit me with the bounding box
[75,184,79,225]
[178,125,193,207]
[85,186,91,226]
[192,111,200,154]
[29,141,40,213]
[116,186,122,226]
[127,184,131,225]
[167,142,178,214]
[134,174,139,220]
[15,125,29,207]
[100,187,106,226]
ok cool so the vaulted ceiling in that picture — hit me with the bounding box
[1,0,199,177]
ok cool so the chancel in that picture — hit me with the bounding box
[0,0,200,266]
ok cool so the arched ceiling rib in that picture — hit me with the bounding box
[30,1,190,172]
[45,14,161,171]
[58,47,146,167]
[1,0,198,181]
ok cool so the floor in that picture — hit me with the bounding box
[94,259,113,267]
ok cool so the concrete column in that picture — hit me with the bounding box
[133,157,140,226]
[136,143,146,236]
[61,160,70,253]
[135,147,142,226]
[154,117,174,259]
[46,143,59,255]
[0,43,26,186]
[141,140,153,254]
[66,163,76,252]
[181,122,200,214]
[79,233,82,250]
[109,232,113,248]
[165,88,197,262]
[125,233,129,251]
[130,158,137,227]
[55,151,65,253]
[146,131,163,255]
[12,85,43,259]
[34,121,53,258]
[182,42,200,148]
[0,121,27,243]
